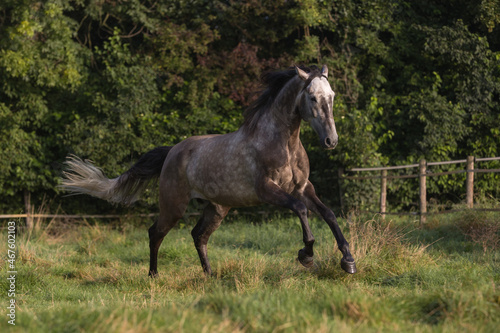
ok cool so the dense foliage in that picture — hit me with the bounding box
[1,0,499,214]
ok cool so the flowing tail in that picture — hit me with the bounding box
[59,146,173,205]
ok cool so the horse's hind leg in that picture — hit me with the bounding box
[191,202,230,275]
[148,219,173,278]
[148,191,189,277]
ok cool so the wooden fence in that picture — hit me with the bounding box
[344,156,500,225]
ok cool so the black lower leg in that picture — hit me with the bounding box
[324,211,357,273]
[191,203,228,275]
[148,223,166,277]
[194,243,211,275]
[192,224,211,274]
[297,210,315,268]
[298,238,315,268]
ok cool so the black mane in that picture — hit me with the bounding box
[242,65,321,131]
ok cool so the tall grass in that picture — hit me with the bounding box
[1,212,499,332]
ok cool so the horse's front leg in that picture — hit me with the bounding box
[299,181,357,274]
[256,179,315,268]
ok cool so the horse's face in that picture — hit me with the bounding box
[296,65,338,149]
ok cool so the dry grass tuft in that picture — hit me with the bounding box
[347,214,415,259]
[344,214,433,276]
[456,211,500,254]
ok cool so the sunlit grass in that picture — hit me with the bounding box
[1,212,499,332]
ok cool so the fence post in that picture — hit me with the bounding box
[24,190,33,231]
[380,169,387,219]
[466,156,474,209]
[419,159,427,227]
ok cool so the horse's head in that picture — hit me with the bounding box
[295,65,338,150]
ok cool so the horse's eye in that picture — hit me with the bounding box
[311,96,317,103]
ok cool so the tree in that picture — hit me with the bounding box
[0,0,88,209]
[0,0,498,214]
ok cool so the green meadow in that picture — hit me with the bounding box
[1,211,499,332]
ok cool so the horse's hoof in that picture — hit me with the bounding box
[340,258,357,274]
[298,249,314,268]
[148,271,159,278]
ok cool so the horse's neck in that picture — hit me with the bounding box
[253,78,303,148]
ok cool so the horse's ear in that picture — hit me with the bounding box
[321,64,328,78]
[295,66,310,81]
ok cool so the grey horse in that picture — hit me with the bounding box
[60,65,357,277]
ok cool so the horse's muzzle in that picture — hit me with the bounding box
[322,135,338,149]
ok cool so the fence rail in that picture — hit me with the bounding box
[344,156,500,225]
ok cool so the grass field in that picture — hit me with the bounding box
[1,211,499,332]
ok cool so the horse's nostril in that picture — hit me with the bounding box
[325,137,332,147]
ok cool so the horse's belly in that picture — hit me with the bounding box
[190,182,261,207]
[187,161,261,207]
